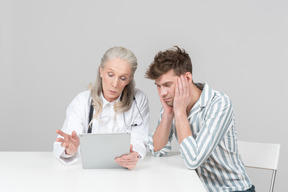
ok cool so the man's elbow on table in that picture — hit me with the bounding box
[183,158,202,170]
[184,160,201,170]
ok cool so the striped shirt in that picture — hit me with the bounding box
[148,83,253,192]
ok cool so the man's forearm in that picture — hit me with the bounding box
[175,113,192,144]
[153,112,174,151]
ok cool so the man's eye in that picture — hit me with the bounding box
[165,84,171,88]
[108,73,113,77]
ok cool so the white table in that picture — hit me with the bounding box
[0,152,207,192]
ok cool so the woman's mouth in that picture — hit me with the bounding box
[109,90,117,94]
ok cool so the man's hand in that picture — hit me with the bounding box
[55,129,80,156]
[157,86,174,116]
[173,75,192,117]
[173,75,193,143]
[115,145,139,170]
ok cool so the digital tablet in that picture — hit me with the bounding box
[79,133,131,169]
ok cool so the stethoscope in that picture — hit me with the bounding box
[87,96,143,133]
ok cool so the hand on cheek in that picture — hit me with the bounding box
[173,75,192,116]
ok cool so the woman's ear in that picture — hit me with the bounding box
[129,75,134,82]
[185,72,193,82]
[99,66,103,78]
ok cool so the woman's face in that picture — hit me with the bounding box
[99,58,133,102]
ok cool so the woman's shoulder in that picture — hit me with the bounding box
[134,88,148,102]
[74,90,91,100]
[134,88,146,97]
[69,90,91,106]
[65,90,91,112]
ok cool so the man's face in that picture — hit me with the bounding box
[154,70,179,107]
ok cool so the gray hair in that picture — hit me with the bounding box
[89,46,138,121]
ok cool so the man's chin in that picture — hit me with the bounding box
[166,101,173,107]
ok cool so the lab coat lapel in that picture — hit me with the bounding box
[116,112,127,133]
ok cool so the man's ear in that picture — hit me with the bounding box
[185,72,193,82]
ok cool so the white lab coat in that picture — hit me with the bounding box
[53,88,149,165]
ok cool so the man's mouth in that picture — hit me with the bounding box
[164,98,171,102]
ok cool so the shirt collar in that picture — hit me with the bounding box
[197,82,215,108]
[100,93,121,107]
[189,83,215,117]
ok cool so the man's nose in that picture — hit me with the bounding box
[160,87,167,96]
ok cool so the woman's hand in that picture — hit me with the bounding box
[55,129,80,156]
[115,145,139,170]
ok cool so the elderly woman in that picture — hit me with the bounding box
[53,46,149,169]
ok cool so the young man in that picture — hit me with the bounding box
[145,46,255,192]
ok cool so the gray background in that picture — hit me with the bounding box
[0,0,287,191]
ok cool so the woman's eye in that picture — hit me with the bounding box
[108,73,113,77]
[120,77,127,81]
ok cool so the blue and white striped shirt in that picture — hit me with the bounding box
[148,83,253,192]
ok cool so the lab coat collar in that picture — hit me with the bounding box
[100,93,127,132]
[100,93,121,108]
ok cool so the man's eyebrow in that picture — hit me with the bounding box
[155,81,173,86]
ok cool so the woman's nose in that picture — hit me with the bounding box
[112,78,118,88]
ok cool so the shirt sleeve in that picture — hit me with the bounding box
[130,91,149,160]
[147,108,174,157]
[179,96,234,169]
[53,92,87,165]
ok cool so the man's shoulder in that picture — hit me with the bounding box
[211,89,232,108]
[213,88,230,98]
[202,83,232,107]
